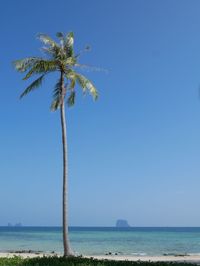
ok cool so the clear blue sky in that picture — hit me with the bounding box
[1,0,200,226]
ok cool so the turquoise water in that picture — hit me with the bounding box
[1,227,200,256]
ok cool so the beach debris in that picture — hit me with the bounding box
[105,252,119,256]
[105,252,112,255]
[9,250,43,254]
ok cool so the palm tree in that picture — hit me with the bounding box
[13,32,98,257]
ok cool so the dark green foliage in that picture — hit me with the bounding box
[20,75,45,99]
[50,79,62,111]
[67,91,76,107]
[0,256,197,266]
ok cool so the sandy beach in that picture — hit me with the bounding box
[92,255,200,263]
[1,252,200,263]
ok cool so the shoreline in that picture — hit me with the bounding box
[1,252,200,263]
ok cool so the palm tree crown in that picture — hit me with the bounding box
[13,32,98,108]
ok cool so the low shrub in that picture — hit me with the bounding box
[0,256,197,266]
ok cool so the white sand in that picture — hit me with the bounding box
[0,252,49,258]
[90,254,200,263]
[1,252,200,263]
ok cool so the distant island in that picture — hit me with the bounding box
[116,219,130,228]
[7,223,22,227]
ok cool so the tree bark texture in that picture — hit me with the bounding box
[60,71,74,256]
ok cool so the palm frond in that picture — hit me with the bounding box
[67,91,75,107]
[56,32,64,41]
[41,46,54,56]
[75,63,108,73]
[37,34,58,47]
[23,60,58,80]
[75,73,98,100]
[20,75,45,99]
[65,70,98,100]
[75,46,90,59]
[13,57,42,72]
[56,32,65,50]
[67,76,75,90]
[41,45,62,59]
[63,57,77,67]
[64,32,74,57]
[51,79,62,111]
[51,99,61,111]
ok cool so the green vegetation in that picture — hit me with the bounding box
[13,32,98,257]
[0,257,197,266]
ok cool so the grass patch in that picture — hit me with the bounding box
[0,256,198,266]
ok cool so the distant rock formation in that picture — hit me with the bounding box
[116,219,130,228]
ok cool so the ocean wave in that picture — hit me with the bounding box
[163,253,188,257]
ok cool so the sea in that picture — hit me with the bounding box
[1,227,200,256]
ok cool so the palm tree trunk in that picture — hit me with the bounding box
[60,71,74,257]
